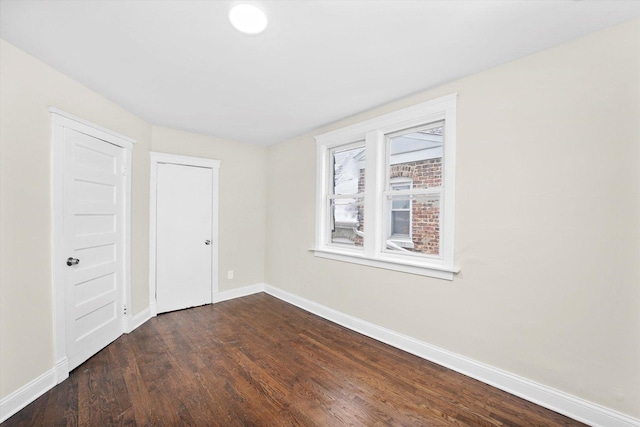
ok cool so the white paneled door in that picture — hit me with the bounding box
[63,129,126,371]
[155,163,214,313]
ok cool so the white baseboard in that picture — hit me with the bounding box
[0,285,266,423]
[263,284,640,427]
[5,284,636,427]
[125,305,154,333]
[0,367,57,423]
[149,302,157,318]
[213,283,265,303]
[54,357,69,384]
[1,305,155,423]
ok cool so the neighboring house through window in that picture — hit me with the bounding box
[314,94,458,280]
[389,178,413,246]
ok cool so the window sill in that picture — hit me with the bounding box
[388,236,415,249]
[311,247,458,280]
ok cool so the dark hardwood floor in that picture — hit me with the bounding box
[3,293,585,426]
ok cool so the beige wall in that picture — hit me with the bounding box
[0,41,268,402]
[266,18,640,417]
[0,39,152,397]
[151,126,268,290]
[1,17,639,420]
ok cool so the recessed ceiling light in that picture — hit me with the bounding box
[229,3,268,35]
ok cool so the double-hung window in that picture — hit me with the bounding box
[314,94,458,280]
[389,178,413,244]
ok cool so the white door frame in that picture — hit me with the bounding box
[148,152,220,316]
[50,108,135,383]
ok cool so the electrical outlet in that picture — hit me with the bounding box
[227,270,234,280]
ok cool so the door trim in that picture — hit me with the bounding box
[148,152,220,316]
[50,107,135,383]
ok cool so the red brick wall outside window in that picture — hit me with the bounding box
[351,158,442,255]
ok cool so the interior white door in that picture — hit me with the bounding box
[156,163,213,313]
[64,129,125,371]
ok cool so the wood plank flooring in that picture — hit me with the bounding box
[3,293,585,426]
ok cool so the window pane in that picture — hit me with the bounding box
[333,145,365,195]
[392,198,410,210]
[385,194,440,256]
[388,123,443,190]
[330,198,364,247]
[392,211,410,235]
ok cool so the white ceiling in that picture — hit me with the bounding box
[2,1,639,146]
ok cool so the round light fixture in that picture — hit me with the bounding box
[229,3,268,35]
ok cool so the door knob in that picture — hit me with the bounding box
[205,240,211,245]
[66,257,80,266]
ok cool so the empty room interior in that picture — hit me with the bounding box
[1,1,639,426]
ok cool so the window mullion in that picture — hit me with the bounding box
[329,194,364,200]
[363,130,384,256]
[316,144,329,247]
[384,188,442,198]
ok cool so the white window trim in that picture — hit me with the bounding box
[313,94,458,280]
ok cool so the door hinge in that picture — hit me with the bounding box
[121,164,127,176]
[123,304,128,315]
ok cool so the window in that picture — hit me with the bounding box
[385,122,444,256]
[389,179,412,238]
[314,94,457,280]
[329,143,365,247]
